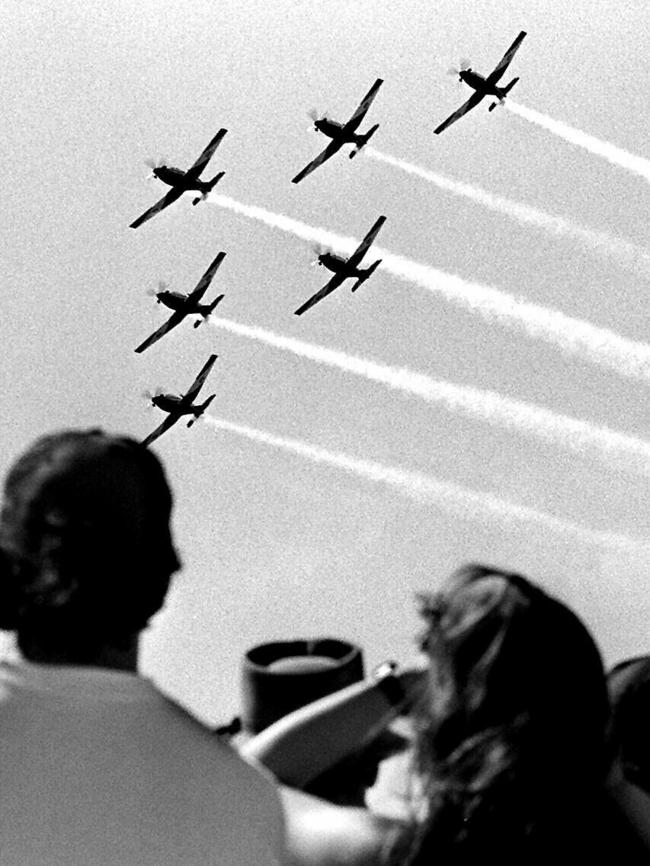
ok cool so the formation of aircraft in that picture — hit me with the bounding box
[135,252,227,354]
[134,35,527,445]
[292,78,383,184]
[295,215,386,315]
[434,30,526,134]
[130,128,227,229]
[141,354,218,448]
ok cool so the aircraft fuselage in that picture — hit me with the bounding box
[153,165,207,192]
[157,290,188,310]
[156,291,215,318]
[459,69,508,99]
[319,252,368,279]
[319,252,362,276]
[315,118,368,145]
[152,394,188,414]
[151,392,214,422]
[315,118,345,138]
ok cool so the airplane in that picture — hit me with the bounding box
[130,128,227,229]
[292,78,383,184]
[135,252,227,354]
[141,354,218,448]
[294,215,386,316]
[434,31,526,135]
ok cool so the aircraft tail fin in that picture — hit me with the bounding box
[351,258,381,292]
[197,394,216,416]
[351,123,379,158]
[208,170,226,190]
[194,294,225,328]
[188,394,215,425]
[208,294,225,315]
[192,171,225,205]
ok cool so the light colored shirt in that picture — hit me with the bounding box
[0,662,285,865]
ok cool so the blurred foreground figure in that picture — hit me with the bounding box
[608,655,650,794]
[245,565,650,865]
[0,429,285,866]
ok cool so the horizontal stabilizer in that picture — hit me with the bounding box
[209,294,225,313]
[352,123,380,157]
[360,123,379,146]
[209,170,226,190]
[503,76,519,95]
[199,393,216,415]
[351,258,381,292]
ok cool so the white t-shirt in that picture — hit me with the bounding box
[0,662,285,865]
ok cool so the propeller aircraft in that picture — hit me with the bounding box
[135,252,227,354]
[130,129,227,229]
[141,354,218,448]
[294,215,386,316]
[292,79,383,184]
[434,31,526,135]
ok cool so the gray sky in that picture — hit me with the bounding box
[3,0,650,722]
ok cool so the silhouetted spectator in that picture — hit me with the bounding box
[0,428,285,866]
[608,655,650,794]
[245,564,650,865]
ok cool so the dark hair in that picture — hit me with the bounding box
[403,564,610,863]
[0,429,179,657]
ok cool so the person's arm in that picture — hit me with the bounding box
[241,666,424,789]
[279,785,404,866]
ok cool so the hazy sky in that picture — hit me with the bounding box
[3,0,650,722]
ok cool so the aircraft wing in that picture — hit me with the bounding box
[487,30,527,85]
[347,215,386,269]
[346,78,383,130]
[141,413,180,448]
[187,128,228,178]
[134,310,187,354]
[294,272,347,316]
[129,186,184,229]
[184,353,218,403]
[187,251,227,303]
[292,138,343,184]
[434,90,485,135]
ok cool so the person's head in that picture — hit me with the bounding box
[607,655,650,793]
[0,429,180,664]
[405,564,610,860]
[415,564,609,773]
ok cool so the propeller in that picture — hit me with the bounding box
[146,280,168,298]
[144,156,169,179]
[141,386,165,406]
[307,107,329,130]
[447,58,471,81]
[309,244,326,266]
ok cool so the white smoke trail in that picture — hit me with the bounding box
[204,415,640,552]
[210,316,650,478]
[207,193,650,383]
[506,101,650,183]
[364,146,650,278]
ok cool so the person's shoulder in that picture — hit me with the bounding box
[145,682,288,861]
[281,787,405,866]
[151,681,282,781]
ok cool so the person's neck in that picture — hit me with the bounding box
[22,636,140,672]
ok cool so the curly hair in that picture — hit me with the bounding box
[0,429,179,658]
